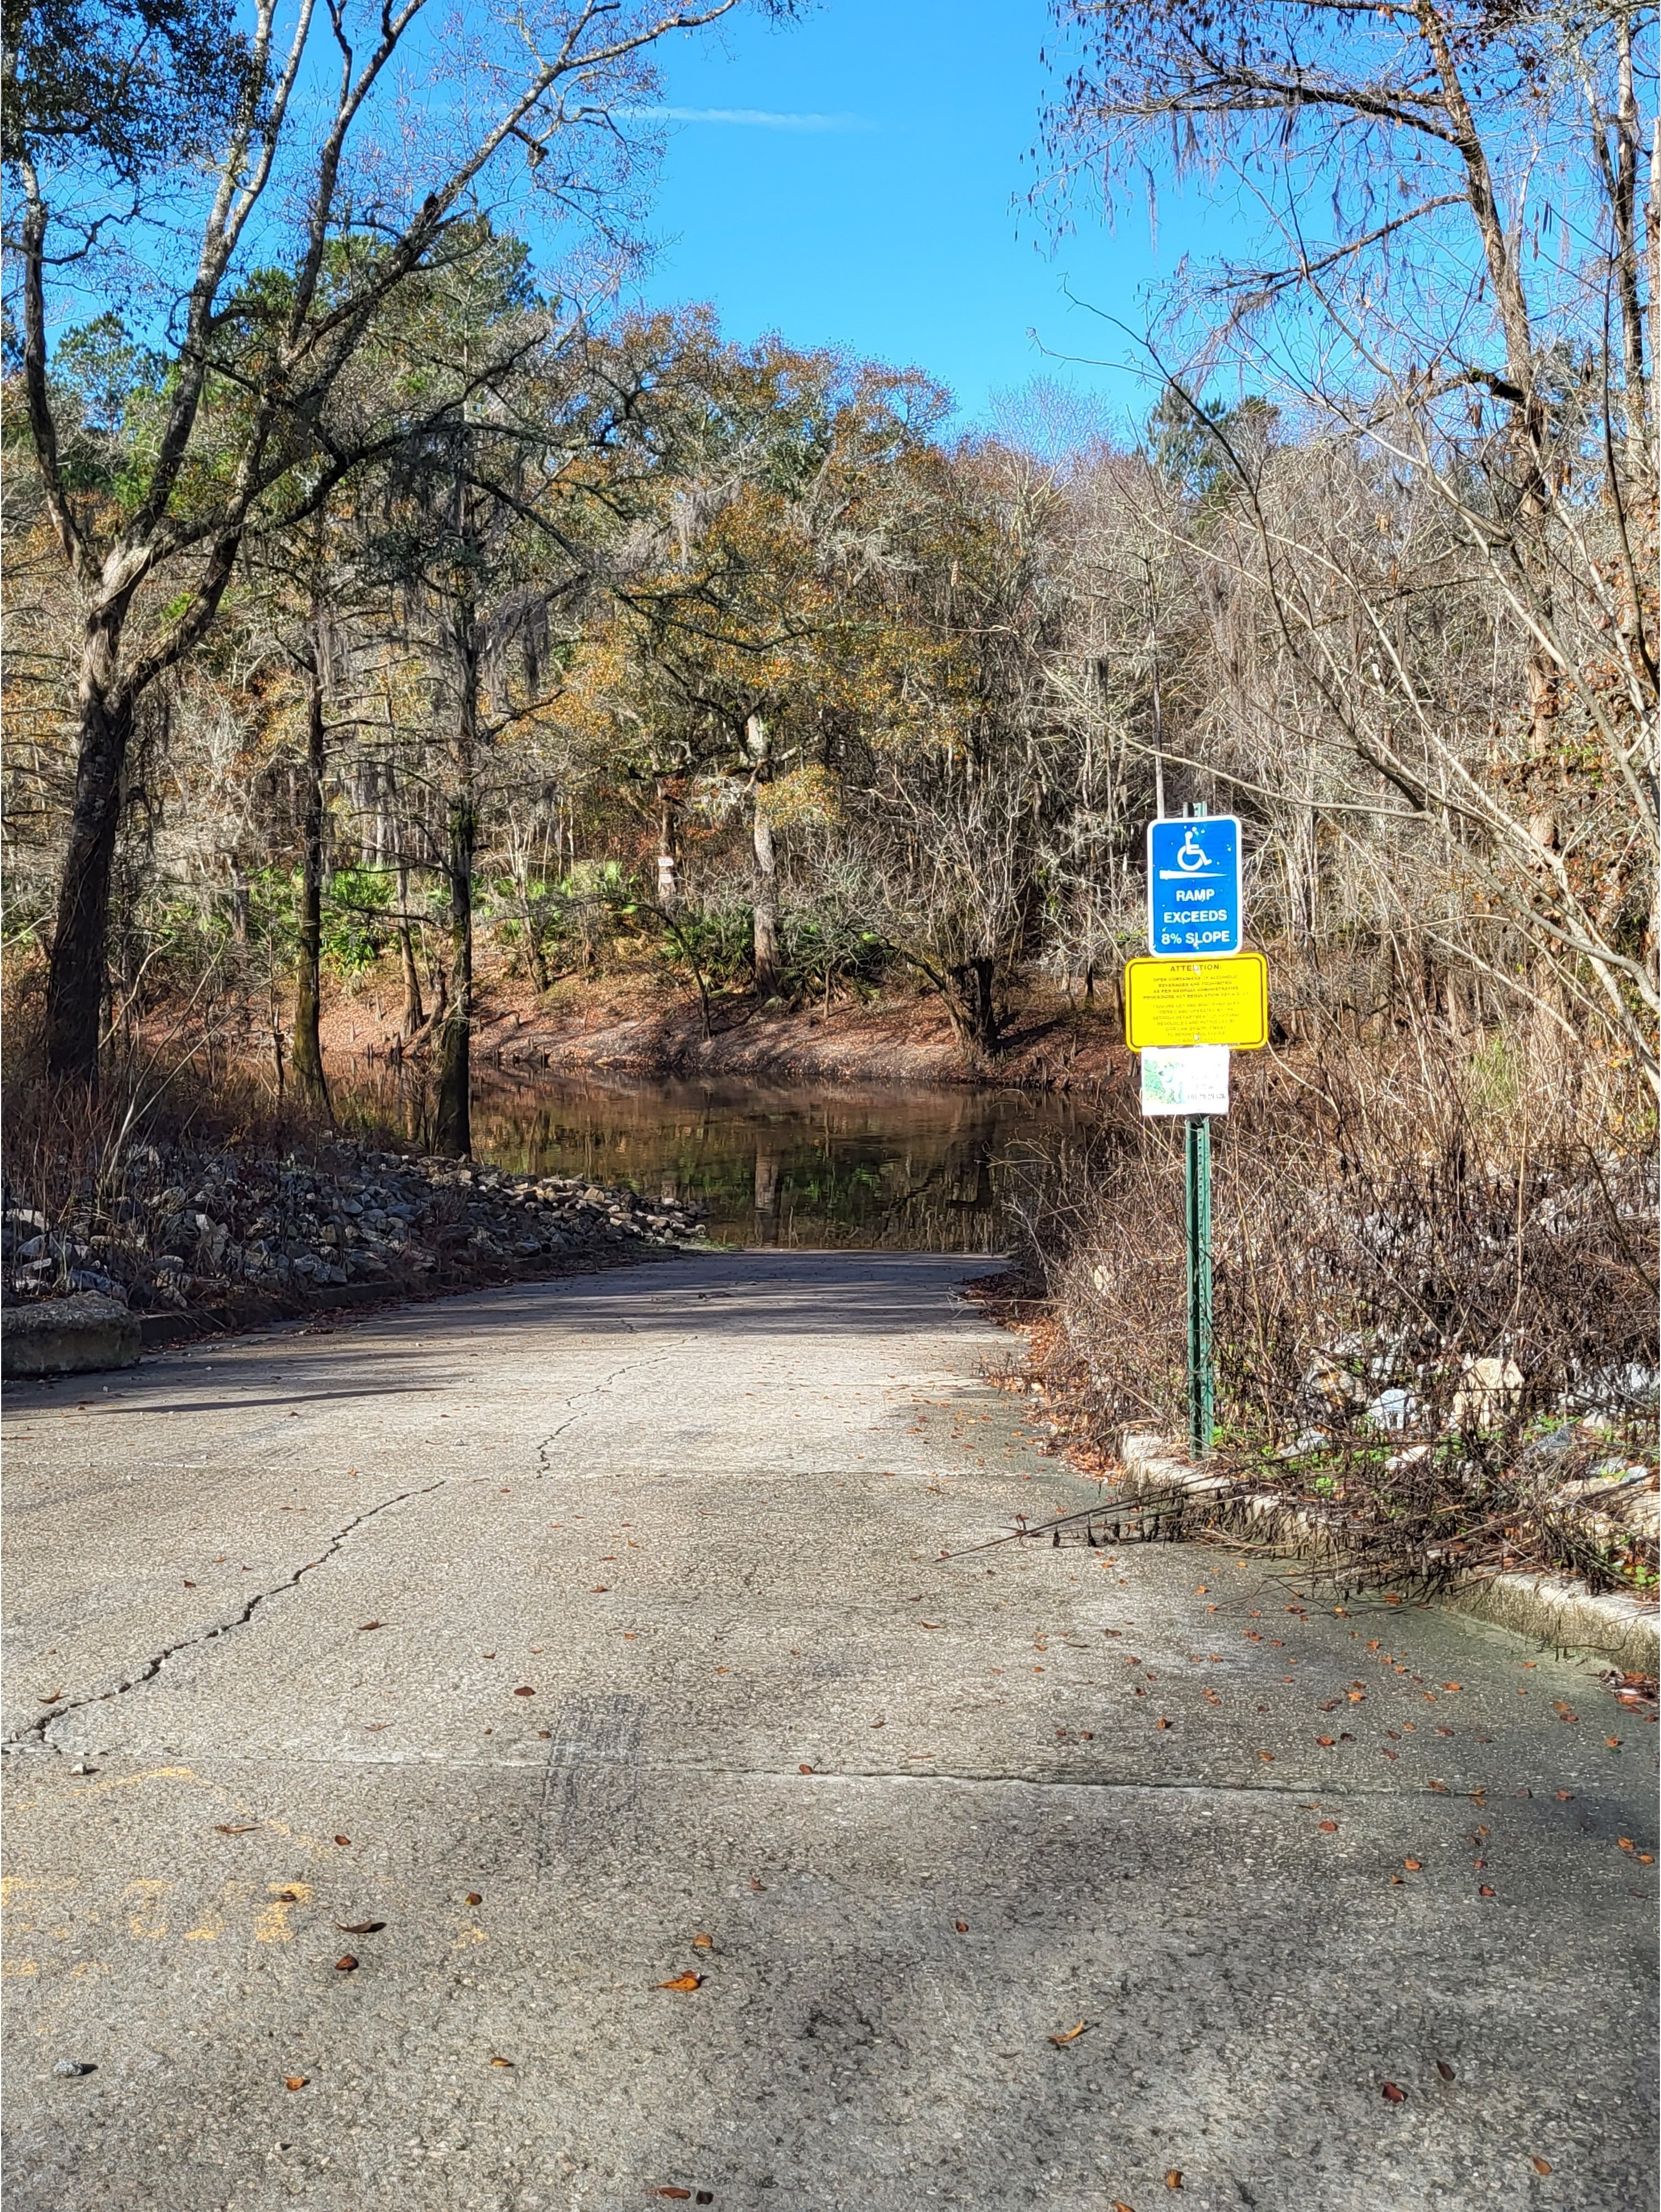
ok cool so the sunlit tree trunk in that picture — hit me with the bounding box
[433,599,478,1159]
[291,650,332,1120]
[747,713,779,998]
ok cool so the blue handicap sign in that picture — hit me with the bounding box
[1146,815,1244,957]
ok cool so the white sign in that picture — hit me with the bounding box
[1140,1045,1231,1118]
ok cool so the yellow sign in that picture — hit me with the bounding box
[1123,952,1269,1050]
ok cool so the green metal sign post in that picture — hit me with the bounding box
[1184,1112,1214,1460]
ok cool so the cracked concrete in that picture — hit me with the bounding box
[5,1478,454,1754]
[2,1250,1656,2211]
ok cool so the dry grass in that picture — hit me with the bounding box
[1000,1021,1659,1593]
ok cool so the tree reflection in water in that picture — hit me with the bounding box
[334,1067,1104,1251]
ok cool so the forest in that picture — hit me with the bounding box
[3,0,1656,1575]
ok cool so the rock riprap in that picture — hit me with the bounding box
[1,1144,703,1314]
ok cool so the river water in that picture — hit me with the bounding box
[340,1068,1101,1250]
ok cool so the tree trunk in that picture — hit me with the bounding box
[291,660,332,1120]
[949,957,1000,1057]
[656,778,680,910]
[433,614,478,1159]
[433,793,474,1156]
[396,864,425,1040]
[44,611,133,1085]
[747,715,779,999]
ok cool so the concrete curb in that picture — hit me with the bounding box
[2,1292,141,1379]
[1114,1430,1659,1676]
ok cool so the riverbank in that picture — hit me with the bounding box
[319,970,1125,1092]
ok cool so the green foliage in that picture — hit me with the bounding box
[1145,388,1278,505]
[641,896,891,1001]
[321,868,394,982]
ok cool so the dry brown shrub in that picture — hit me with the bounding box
[1004,1022,1658,1587]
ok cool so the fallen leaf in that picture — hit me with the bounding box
[1532,2157,1552,2176]
[1441,1683,1461,1693]
[284,2077,308,2091]
[954,1920,969,1933]
[798,1764,814,1775]
[336,1921,385,1936]
[335,1955,358,1973]
[1606,1737,1622,1749]
[513,1687,535,1697]
[333,1835,351,1847]
[692,1933,713,1949]
[1381,2081,1406,2103]
[1318,1820,1338,1833]
[1640,1854,1655,1865]
[273,1889,302,1903]
[1403,1858,1422,1871]
[654,2192,692,2201]
[489,2056,513,2068]
[464,1892,483,1906]
[657,1973,702,1992]
[1316,1735,1335,1747]
[356,1622,383,1633]
[1048,2020,1089,2046]
[591,1586,609,1594]
[1156,1717,1171,1730]
[1617,1838,1635,1851]
[1478,1885,1496,1897]
[1435,2059,1456,2081]
[1555,1790,1574,1802]
[214,1823,257,1835]
[1166,2174,1183,2192]
[1112,2203,1136,2212]
[1257,1751,1274,1763]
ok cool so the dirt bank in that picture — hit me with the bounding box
[319,972,1127,1092]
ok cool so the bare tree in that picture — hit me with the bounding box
[6,0,765,1083]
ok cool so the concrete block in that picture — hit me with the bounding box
[3,1293,141,1379]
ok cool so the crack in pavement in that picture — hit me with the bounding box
[533,1352,662,1473]
[3,1476,452,1756]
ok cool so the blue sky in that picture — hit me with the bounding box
[629,0,1236,436]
